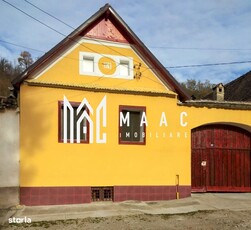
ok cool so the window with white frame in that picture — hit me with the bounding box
[119,60,130,76]
[79,52,133,79]
[82,56,94,73]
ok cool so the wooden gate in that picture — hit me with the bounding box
[192,125,251,192]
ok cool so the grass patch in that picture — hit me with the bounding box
[83,217,105,224]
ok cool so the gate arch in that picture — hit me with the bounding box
[191,124,251,192]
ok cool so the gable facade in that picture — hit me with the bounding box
[13,4,251,206]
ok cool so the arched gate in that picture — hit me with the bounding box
[191,125,251,192]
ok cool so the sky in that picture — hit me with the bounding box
[0,0,251,84]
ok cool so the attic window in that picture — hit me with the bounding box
[79,51,133,79]
[119,60,130,76]
[82,56,94,73]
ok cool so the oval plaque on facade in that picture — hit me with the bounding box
[98,56,116,75]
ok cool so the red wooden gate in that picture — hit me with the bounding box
[192,125,251,192]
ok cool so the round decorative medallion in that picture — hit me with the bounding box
[98,56,116,75]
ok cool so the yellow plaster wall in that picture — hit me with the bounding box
[184,105,251,131]
[19,85,190,187]
[19,39,251,188]
[20,85,251,188]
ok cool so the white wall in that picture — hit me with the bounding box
[0,109,19,187]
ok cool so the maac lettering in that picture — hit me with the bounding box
[63,95,106,144]
[119,111,188,127]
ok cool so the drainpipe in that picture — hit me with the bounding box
[176,174,179,199]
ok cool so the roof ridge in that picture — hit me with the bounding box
[225,70,251,87]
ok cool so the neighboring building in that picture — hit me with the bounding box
[11,4,251,206]
[204,70,251,102]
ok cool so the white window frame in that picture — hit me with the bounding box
[82,56,94,73]
[119,60,130,77]
[79,53,97,76]
[79,52,133,79]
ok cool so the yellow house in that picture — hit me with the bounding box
[13,4,251,205]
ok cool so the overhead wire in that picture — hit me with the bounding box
[0,39,45,53]
[2,0,66,37]
[1,0,251,88]
[166,60,251,69]
[148,46,251,51]
[0,38,129,87]
[21,0,165,87]
[2,0,156,86]
[25,1,162,89]
[1,0,119,72]
[4,0,251,69]
[1,38,251,70]
[23,0,76,30]
[21,0,144,76]
[22,0,143,67]
[3,0,132,86]
[6,0,251,107]
[22,0,250,86]
[4,1,251,60]
[1,37,251,90]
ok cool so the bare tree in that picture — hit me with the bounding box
[181,79,214,99]
[18,51,34,70]
[0,57,14,96]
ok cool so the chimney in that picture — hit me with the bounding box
[213,83,224,101]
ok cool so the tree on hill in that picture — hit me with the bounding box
[0,57,15,97]
[180,79,214,100]
[18,51,33,71]
[0,51,33,96]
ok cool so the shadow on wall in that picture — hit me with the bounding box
[20,90,53,187]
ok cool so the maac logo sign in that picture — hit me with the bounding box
[63,95,107,144]
[62,95,189,144]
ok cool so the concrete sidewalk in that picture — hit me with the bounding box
[1,193,251,224]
